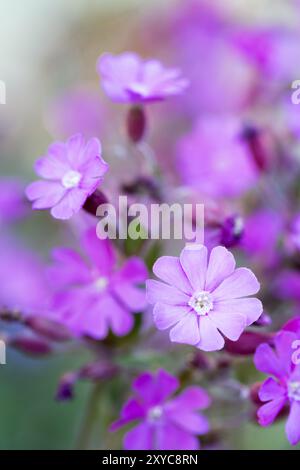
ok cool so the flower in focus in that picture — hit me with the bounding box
[111,369,210,450]
[254,331,300,445]
[147,244,262,351]
[47,228,148,339]
[176,117,258,199]
[26,134,108,220]
[97,52,189,104]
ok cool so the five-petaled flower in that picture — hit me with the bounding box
[47,228,148,339]
[111,369,211,450]
[97,52,189,104]
[26,133,108,220]
[254,330,300,445]
[147,244,262,351]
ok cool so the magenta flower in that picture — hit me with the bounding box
[48,228,148,339]
[254,331,300,445]
[97,52,189,104]
[176,117,258,199]
[26,134,108,220]
[147,244,262,351]
[111,369,210,450]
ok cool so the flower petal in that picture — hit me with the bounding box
[153,303,191,330]
[124,422,153,450]
[169,313,200,345]
[153,256,192,294]
[286,400,300,445]
[212,267,260,301]
[133,369,179,406]
[205,246,236,292]
[254,343,284,378]
[213,297,263,326]
[257,397,287,426]
[112,283,147,312]
[146,280,189,306]
[50,188,87,219]
[197,315,225,352]
[26,180,65,208]
[180,244,208,292]
[259,377,286,402]
[209,311,246,341]
[156,422,199,450]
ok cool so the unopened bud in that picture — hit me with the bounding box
[25,316,72,342]
[127,106,146,143]
[10,334,52,356]
[83,189,108,216]
[225,331,273,356]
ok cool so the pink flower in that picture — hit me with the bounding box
[97,52,189,104]
[176,117,258,199]
[48,228,148,339]
[26,134,108,220]
[254,331,300,445]
[147,244,262,351]
[111,369,211,450]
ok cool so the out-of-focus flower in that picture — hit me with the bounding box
[232,28,300,82]
[242,209,283,269]
[111,369,210,450]
[167,1,255,115]
[45,87,106,139]
[147,244,262,351]
[48,228,148,339]
[0,179,28,223]
[26,134,108,220]
[254,331,300,445]
[97,52,188,104]
[176,117,258,199]
[0,237,50,314]
[285,213,300,254]
[273,270,300,303]
[283,316,300,336]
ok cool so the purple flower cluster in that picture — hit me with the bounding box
[4,0,300,452]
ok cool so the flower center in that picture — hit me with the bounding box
[62,170,82,189]
[94,276,108,292]
[189,290,213,316]
[147,405,163,422]
[288,381,300,401]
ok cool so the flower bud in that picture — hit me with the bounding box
[220,214,244,248]
[25,316,72,342]
[83,189,108,216]
[56,372,78,401]
[127,106,146,143]
[10,334,52,356]
[225,331,273,355]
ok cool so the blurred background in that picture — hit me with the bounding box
[0,0,300,449]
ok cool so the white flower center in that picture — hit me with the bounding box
[288,381,300,401]
[147,405,163,421]
[62,170,82,189]
[189,290,213,316]
[94,276,108,292]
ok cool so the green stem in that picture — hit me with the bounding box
[75,381,103,450]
